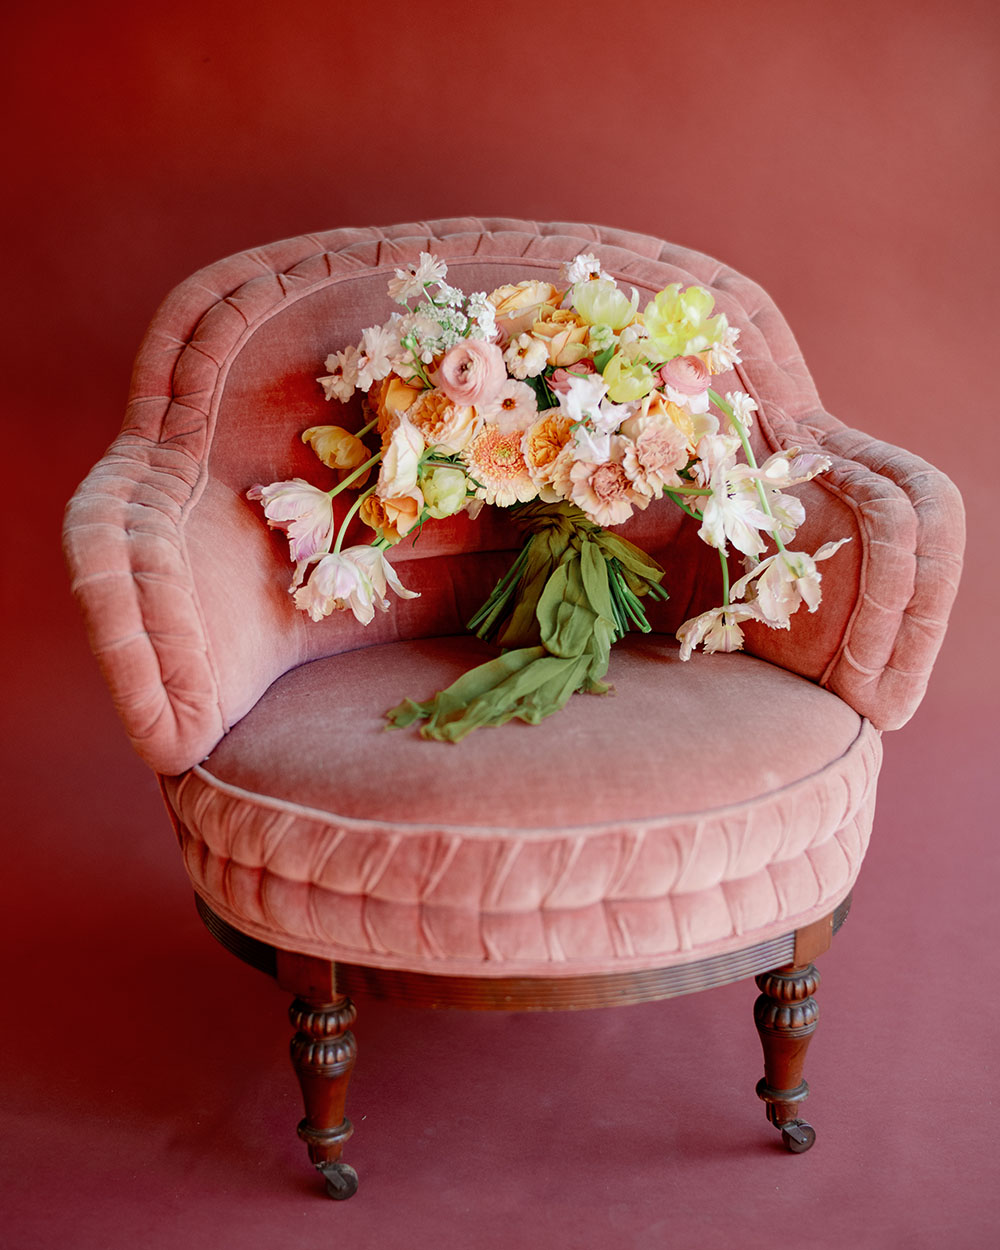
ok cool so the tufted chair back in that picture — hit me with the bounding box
[63,219,964,777]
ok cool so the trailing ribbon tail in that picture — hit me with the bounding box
[384,501,668,741]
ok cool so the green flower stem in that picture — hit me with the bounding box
[718,544,731,607]
[356,416,378,439]
[708,387,788,555]
[466,544,532,634]
[666,483,711,496]
[665,490,703,521]
[332,487,375,554]
[328,452,382,499]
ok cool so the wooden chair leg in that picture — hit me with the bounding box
[288,995,359,1199]
[753,963,820,1152]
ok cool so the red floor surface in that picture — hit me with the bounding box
[4,2,998,1246]
[3,619,996,1248]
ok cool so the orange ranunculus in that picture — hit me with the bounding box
[368,375,424,433]
[530,308,591,367]
[488,280,564,335]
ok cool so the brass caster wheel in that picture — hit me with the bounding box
[318,1161,359,1200]
[780,1120,816,1153]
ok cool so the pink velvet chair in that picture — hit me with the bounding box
[63,219,964,1199]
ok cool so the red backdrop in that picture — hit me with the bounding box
[3,2,997,1245]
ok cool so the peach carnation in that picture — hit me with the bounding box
[621,416,689,495]
[570,438,650,527]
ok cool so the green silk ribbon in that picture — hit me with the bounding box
[385,501,669,741]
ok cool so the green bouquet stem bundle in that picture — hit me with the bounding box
[386,502,669,741]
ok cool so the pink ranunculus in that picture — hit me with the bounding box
[546,360,597,395]
[657,355,710,396]
[436,340,506,407]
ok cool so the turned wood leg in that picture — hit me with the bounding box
[753,963,820,1153]
[289,995,359,1199]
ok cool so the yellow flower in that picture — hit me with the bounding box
[421,466,469,519]
[302,425,367,468]
[571,277,639,331]
[643,283,727,359]
[602,352,655,403]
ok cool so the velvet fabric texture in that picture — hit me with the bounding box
[166,637,879,976]
[63,219,965,976]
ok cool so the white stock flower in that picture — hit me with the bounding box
[466,292,497,340]
[318,344,362,401]
[504,333,549,379]
[725,391,758,433]
[559,374,610,424]
[562,252,603,283]
[387,252,448,303]
[356,323,400,390]
[706,324,742,372]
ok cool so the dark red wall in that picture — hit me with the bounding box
[3,4,997,1242]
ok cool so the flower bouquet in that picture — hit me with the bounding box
[249,252,846,740]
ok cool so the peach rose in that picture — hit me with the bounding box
[488,280,563,335]
[522,412,575,495]
[530,308,591,367]
[360,491,422,544]
[408,387,480,454]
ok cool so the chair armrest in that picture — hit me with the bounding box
[741,405,965,730]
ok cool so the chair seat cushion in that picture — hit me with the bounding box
[164,636,881,977]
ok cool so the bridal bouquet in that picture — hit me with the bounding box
[248,252,846,740]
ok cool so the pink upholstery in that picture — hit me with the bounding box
[165,636,880,976]
[63,219,964,977]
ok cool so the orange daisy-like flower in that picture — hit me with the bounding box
[462,426,538,508]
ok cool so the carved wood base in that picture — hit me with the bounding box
[289,996,359,1199]
[194,894,851,1189]
[753,963,820,1152]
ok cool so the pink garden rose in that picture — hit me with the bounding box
[436,340,506,407]
[547,360,597,395]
